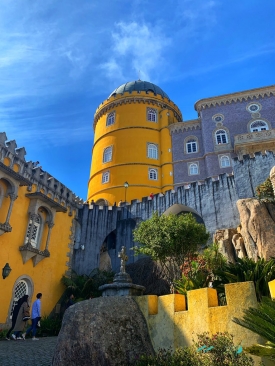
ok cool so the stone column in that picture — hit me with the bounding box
[45,222,54,250]
[5,193,17,225]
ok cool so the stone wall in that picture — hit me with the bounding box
[73,173,239,275]
[74,153,275,275]
[134,282,261,350]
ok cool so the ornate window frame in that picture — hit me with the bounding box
[103,146,113,163]
[212,114,224,123]
[188,162,199,176]
[106,111,115,126]
[219,154,231,168]
[248,119,270,132]
[184,136,199,154]
[147,108,158,122]
[147,143,158,159]
[102,171,110,184]
[212,126,231,152]
[246,102,262,113]
[148,168,158,180]
[25,214,42,248]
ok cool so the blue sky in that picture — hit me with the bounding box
[1,0,274,199]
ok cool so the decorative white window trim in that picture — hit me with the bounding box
[25,215,41,248]
[184,136,199,154]
[215,129,228,144]
[246,102,261,113]
[102,171,110,184]
[219,154,231,168]
[188,162,199,176]
[148,168,158,180]
[103,146,113,163]
[250,120,269,132]
[106,111,115,126]
[147,143,158,159]
[147,108,157,122]
[212,114,224,123]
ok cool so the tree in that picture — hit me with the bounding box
[255,177,274,203]
[233,297,275,361]
[132,212,209,285]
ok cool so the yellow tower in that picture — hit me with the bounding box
[87,80,182,205]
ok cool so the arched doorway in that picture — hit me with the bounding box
[163,204,204,224]
[9,277,33,320]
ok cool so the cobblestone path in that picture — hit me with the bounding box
[0,337,57,366]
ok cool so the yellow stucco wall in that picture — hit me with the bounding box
[0,179,76,327]
[88,91,181,204]
[135,282,261,351]
[268,279,275,300]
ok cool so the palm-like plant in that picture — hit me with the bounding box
[213,257,275,302]
[61,268,114,300]
[233,296,275,360]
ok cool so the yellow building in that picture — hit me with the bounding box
[88,80,182,205]
[0,132,82,328]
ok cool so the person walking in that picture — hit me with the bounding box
[6,296,25,340]
[66,294,75,309]
[23,293,42,341]
[12,295,30,340]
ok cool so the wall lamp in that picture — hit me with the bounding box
[124,181,129,203]
[2,263,12,279]
[80,244,85,251]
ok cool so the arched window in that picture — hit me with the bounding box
[148,168,158,180]
[102,171,110,184]
[10,280,29,319]
[250,120,269,132]
[147,108,157,122]
[215,130,228,144]
[106,112,115,126]
[186,138,198,153]
[103,146,113,163]
[147,144,158,159]
[189,163,199,175]
[25,215,41,248]
[220,155,230,168]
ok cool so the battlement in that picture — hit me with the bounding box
[93,90,182,128]
[0,132,83,211]
[135,282,260,351]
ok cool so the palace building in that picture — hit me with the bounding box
[88,81,275,205]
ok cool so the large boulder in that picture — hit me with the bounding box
[237,198,275,259]
[52,296,154,366]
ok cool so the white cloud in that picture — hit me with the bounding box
[100,22,171,83]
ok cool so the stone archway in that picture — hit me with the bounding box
[163,204,204,224]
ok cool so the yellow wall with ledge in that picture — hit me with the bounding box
[134,282,261,352]
[0,170,77,328]
[88,90,181,204]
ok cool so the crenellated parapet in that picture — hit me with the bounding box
[134,282,261,351]
[195,84,275,111]
[0,132,83,210]
[169,119,201,134]
[93,90,182,128]
[0,132,83,269]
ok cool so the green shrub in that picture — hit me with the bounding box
[134,333,255,366]
[255,178,274,203]
[36,315,62,337]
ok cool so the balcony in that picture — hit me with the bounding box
[234,128,275,159]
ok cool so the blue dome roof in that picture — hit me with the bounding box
[109,80,169,99]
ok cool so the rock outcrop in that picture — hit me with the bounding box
[237,199,275,260]
[52,296,154,366]
[213,229,237,263]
